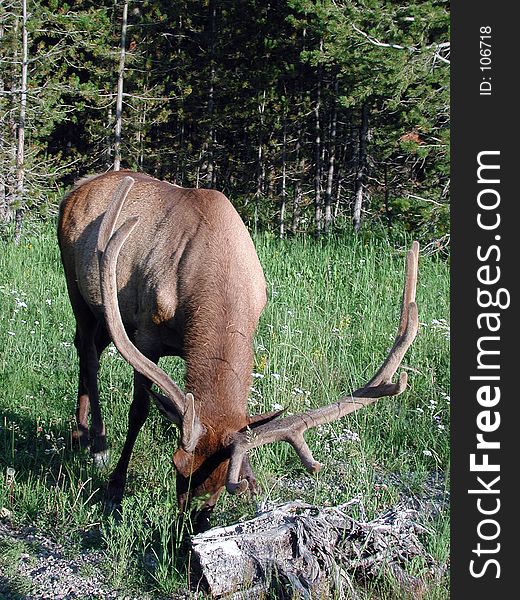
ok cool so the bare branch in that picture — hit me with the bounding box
[351,24,411,52]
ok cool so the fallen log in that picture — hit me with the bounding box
[190,499,433,598]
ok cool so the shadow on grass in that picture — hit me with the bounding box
[0,406,195,595]
[0,576,29,600]
[1,406,107,535]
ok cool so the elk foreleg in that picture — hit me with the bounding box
[106,368,152,507]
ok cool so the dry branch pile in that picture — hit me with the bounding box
[190,499,435,598]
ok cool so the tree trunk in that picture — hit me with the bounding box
[254,141,263,235]
[334,118,348,219]
[334,176,343,219]
[137,100,147,171]
[0,13,9,223]
[324,78,338,234]
[254,89,267,235]
[290,27,306,236]
[209,0,217,188]
[353,103,369,233]
[113,1,128,172]
[314,71,322,237]
[279,111,287,238]
[384,162,392,230]
[292,131,303,235]
[137,76,148,171]
[14,0,28,244]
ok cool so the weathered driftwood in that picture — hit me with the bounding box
[190,500,432,599]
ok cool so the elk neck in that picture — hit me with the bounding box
[182,286,257,437]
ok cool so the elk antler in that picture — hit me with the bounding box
[98,177,205,453]
[226,241,420,494]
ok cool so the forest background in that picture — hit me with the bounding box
[0,0,450,245]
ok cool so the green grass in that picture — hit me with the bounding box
[0,222,450,597]
[0,537,36,597]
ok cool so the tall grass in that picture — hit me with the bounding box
[0,223,450,597]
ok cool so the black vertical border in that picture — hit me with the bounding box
[452,2,516,598]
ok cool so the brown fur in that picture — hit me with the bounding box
[58,170,267,528]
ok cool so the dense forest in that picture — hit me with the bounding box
[0,0,449,243]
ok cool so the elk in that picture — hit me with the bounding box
[58,170,419,531]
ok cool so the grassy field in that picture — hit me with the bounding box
[0,222,450,598]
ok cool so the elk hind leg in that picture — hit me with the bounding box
[73,317,110,467]
[90,326,111,466]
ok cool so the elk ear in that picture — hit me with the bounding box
[149,389,182,425]
[150,390,206,453]
[247,408,285,429]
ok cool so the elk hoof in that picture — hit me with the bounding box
[103,498,123,520]
[104,482,124,515]
[309,461,322,473]
[91,449,110,470]
[226,479,249,495]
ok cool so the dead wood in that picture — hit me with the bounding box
[190,499,436,599]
